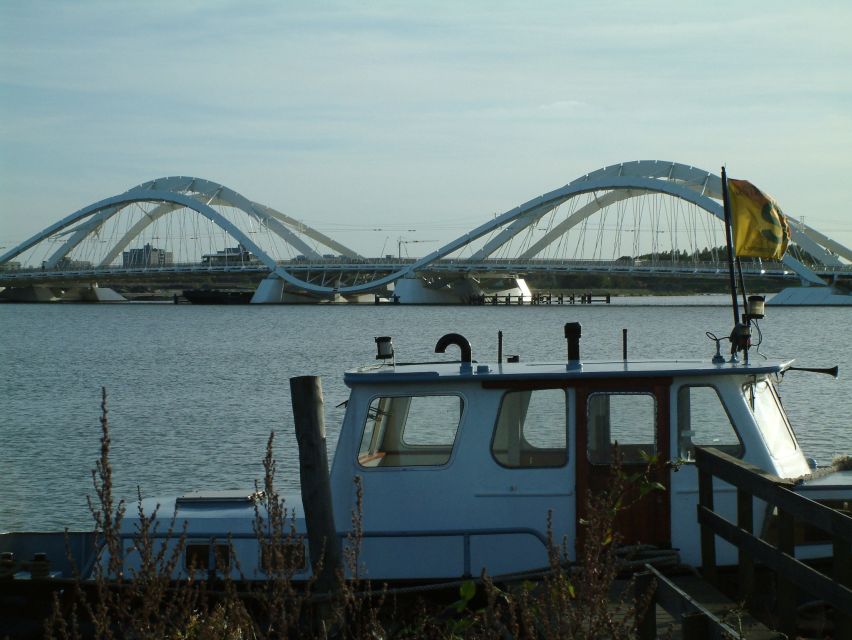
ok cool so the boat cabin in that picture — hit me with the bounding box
[327,335,809,580]
[110,326,847,583]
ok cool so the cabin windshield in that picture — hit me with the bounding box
[676,385,743,461]
[743,379,798,458]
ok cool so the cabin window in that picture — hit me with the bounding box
[587,392,656,464]
[744,380,798,458]
[358,394,463,468]
[492,389,567,468]
[676,385,743,461]
[185,543,230,572]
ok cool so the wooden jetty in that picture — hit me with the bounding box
[634,446,852,639]
[471,292,612,305]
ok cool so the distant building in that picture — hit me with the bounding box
[123,244,173,268]
[201,244,258,266]
[53,257,94,270]
[0,260,21,271]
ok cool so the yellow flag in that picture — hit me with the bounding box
[728,178,790,259]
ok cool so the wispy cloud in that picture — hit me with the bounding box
[1,1,851,251]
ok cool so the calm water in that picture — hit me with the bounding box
[1,298,850,531]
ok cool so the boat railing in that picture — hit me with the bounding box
[111,525,549,581]
[695,446,852,639]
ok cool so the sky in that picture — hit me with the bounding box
[2,1,851,257]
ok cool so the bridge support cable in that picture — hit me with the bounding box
[3,162,849,298]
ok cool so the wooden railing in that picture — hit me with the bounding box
[696,446,852,639]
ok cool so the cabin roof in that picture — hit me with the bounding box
[344,358,794,385]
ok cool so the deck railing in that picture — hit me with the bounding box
[695,446,852,639]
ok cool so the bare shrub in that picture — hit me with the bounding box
[46,388,201,640]
[46,393,653,639]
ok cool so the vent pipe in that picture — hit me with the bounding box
[435,333,472,364]
[564,322,581,362]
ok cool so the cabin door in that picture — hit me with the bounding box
[574,380,671,548]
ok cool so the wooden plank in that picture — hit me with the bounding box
[770,485,852,541]
[647,566,782,639]
[696,448,852,541]
[695,447,792,489]
[697,507,852,613]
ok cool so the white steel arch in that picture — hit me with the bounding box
[3,162,848,295]
[131,177,362,259]
[7,176,363,271]
[399,161,833,289]
[3,190,281,272]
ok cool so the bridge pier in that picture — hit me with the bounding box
[0,284,125,302]
[392,275,474,304]
[392,276,533,304]
[0,286,61,302]
[61,284,126,302]
[768,285,852,305]
[251,275,285,303]
[250,275,333,304]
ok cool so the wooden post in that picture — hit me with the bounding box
[736,487,755,603]
[635,571,657,640]
[290,375,342,594]
[697,462,717,584]
[777,509,797,638]
[682,612,710,638]
[697,464,717,585]
[834,534,852,640]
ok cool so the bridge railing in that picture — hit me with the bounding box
[2,256,849,279]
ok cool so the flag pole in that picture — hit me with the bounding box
[736,256,749,314]
[720,166,741,325]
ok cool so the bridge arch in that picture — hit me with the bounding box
[2,162,847,296]
[400,160,832,289]
[0,176,361,269]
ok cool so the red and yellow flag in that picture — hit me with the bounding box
[727,179,790,260]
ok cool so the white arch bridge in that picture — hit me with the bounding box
[2,161,851,304]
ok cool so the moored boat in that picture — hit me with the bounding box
[2,316,850,586]
[182,288,253,304]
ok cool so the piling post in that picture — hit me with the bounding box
[736,487,755,604]
[835,532,852,639]
[290,375,342,595]
[635,571,657,640]
[697,463,717,585]
[681,612,710,638]
[777,510,797,638]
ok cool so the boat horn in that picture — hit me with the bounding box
[787,365,839,378]
[435,333,472,363]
